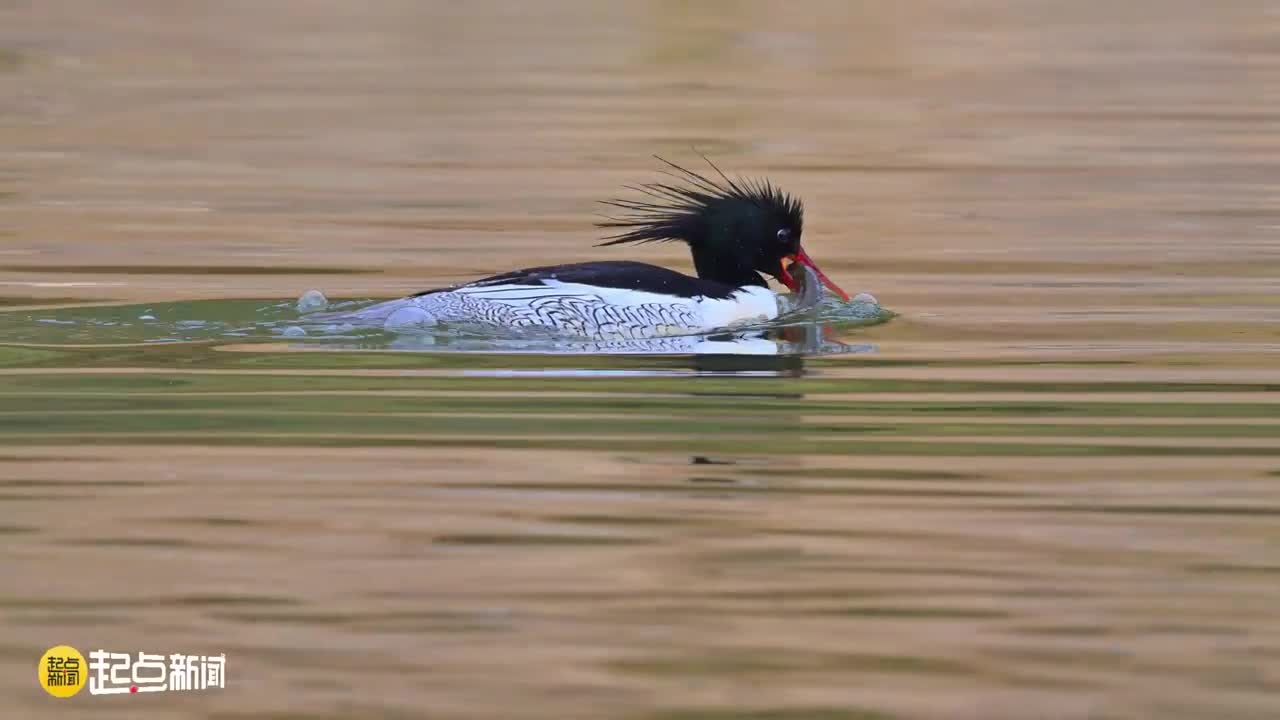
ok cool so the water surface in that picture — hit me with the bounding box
[2,2,1279,719]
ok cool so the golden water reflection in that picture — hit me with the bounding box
[2,1,1279,718]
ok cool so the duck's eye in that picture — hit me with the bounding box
[776,228,796,250]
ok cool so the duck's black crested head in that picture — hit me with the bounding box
[596,156,805,289]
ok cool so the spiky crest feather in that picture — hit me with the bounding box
[595,156,803,247]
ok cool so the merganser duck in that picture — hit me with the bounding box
[328,158,850,339]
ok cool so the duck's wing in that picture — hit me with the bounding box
[416,261,740,300]
[311,260,777,334]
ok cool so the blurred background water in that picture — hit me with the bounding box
[2,1,1279,718]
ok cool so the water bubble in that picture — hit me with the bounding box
[296,290,329,314]
[852,292,878,306]
[282,326,307,337]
